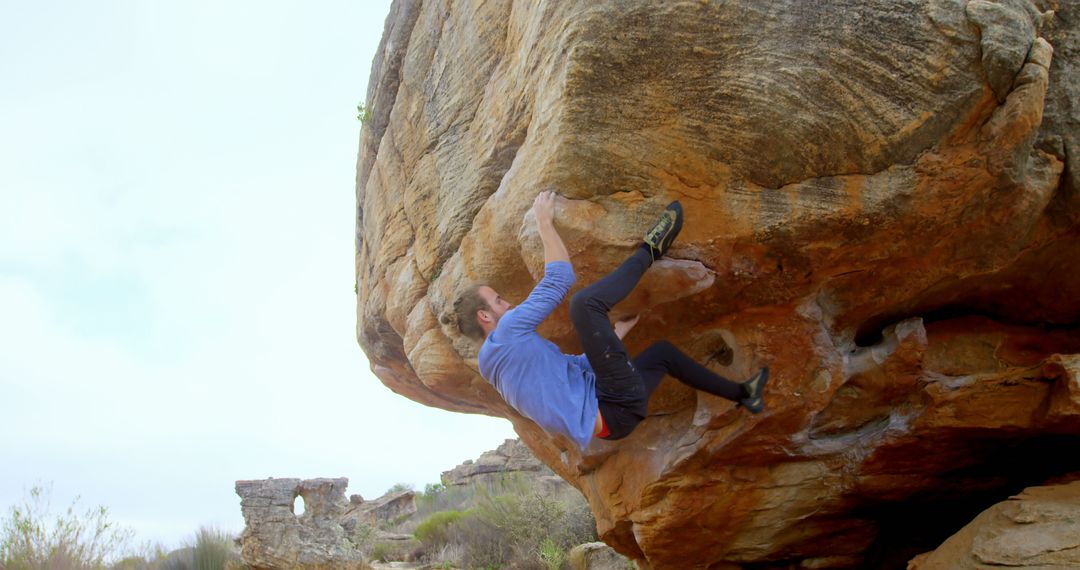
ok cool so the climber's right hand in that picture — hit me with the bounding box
[534,190,557,226]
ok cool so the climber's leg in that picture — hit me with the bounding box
[632,341,743,399]
[570,248,652,323]
[571,201,686,440]
[568,200,683,316]
[627,341,770,419]
[738,367,769,414]
[570,248,652,437]
[643,200,684,261]
[593,342,671,440]
[595,342,770,439]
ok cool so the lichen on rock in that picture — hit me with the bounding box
[355,1,1080,567]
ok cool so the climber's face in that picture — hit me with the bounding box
[476,285,511,329]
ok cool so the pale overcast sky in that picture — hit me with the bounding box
[0,0,516,549]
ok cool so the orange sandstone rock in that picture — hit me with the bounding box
[908,477,1080,569]
[356,1,1080,568]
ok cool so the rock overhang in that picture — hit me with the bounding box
[355,1,1080,567]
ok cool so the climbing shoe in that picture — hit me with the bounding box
[737,367,769,414]
[643,200,684,261]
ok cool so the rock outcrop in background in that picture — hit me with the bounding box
[355,0,1080,568]
[441,437,564,491]
[235,478,415,569]
[909,476,1080,569]
[235,478,372,570]
[234,441,598,569]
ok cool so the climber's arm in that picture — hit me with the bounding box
[498,262,574,337]
[534,191,570,264]
[495,191,574,337]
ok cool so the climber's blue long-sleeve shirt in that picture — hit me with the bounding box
[478,261,598,449]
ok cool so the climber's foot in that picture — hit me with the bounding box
[737,367,769,414]
[643,200,684,261]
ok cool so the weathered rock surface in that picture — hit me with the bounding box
[343,490,417,528]
[908,477,1080,569]
[442,438,572,497]
[355,1,1080,568]
[442,438,551,484]
[569,542,635,570]
[235,478,371,570]
[235,478,417,569]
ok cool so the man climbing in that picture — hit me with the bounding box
[453,191,768,449]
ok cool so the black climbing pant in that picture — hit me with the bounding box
[569,247,745,440]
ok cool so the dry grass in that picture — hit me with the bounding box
[0,483,133,570]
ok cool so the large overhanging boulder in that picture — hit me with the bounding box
[355,1,1080,567]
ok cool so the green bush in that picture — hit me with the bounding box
[490,492,562,567]
[414,481,467,517]
[0,483,134,569]
[416,481,443,505]
[401,474,598,569]
[538,537,565,570]
[413,510,467,547]
[369,541,410,563]
[553,488,598,548]
[443,512,508,569]
[369,542,389,562]
[457,486,596,569]
[413,473,529,520]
